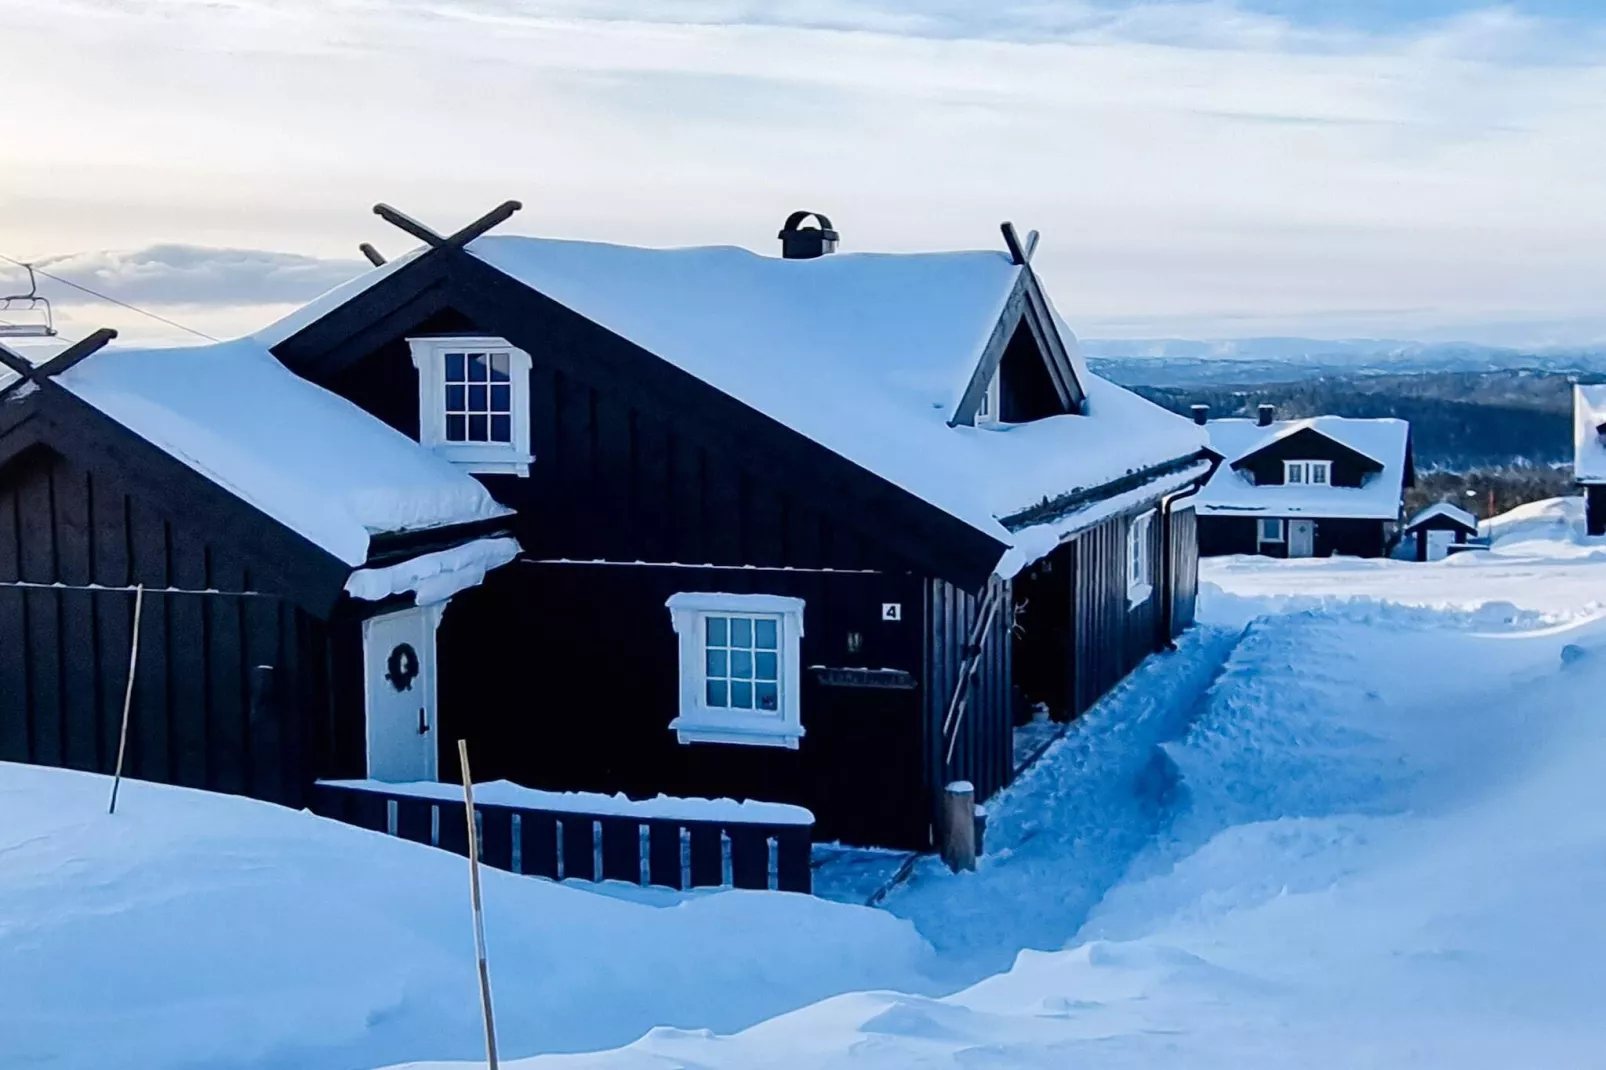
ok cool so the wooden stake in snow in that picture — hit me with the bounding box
[107,584,145,815]
[940,780,977,873]
[458,739,500,1070]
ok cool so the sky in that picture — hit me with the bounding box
[2,0,1605,347]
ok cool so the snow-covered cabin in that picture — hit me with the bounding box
[1571,385,1606,535]
[0,333,515,804]
[1402,501,1480,561]
[1193,405,1413,559]
[0,206,1214,851]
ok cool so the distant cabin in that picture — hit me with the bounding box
[1192,405,1414,559]
[1403,501,1479,561]
[0,205,1214,853]
[1573,385,1606,536]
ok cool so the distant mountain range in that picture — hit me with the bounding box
[1084,338,1606,387]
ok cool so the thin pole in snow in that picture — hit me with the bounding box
[107,584,145,815]
[458,739,500,1070]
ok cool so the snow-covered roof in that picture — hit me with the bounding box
[1196,416,1410,520]
[1405,501,1478,532]
[1572,385,1606,484]
[261,235,1209,568]
[39,339,510,566]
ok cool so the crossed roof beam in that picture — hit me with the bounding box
[363,200,525,266]
[0,328,118,401]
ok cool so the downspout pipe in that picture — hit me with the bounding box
[1158,481,1206,651]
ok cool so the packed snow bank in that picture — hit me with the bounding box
[401,596,1606,1069]
[0,764,932,1070]
[1199,498,1606,622]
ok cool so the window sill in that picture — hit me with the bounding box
[430,448,533,477]
[1127,582,1153,608]
[670,714,804,750]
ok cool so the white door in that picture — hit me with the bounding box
[1289,520,1316,558]
[1426,529,1454,561]
[363,606,439,782]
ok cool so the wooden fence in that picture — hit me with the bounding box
[310,782,813,894]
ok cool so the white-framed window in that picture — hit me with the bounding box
[975,373,1001,425]
[409,336,533,476]
[1258,517,1286,543]
[665,593,806,749]
[1284,460,1332,486]
[1126,510,1155,606]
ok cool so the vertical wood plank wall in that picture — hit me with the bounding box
[922,577,1013,840]
[1070,509,1167,717]
[0,447,328,806]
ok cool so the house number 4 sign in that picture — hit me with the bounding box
[881,603,902,622]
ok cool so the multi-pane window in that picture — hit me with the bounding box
[443,350,513,444]
[1284,460,1332,486]
[1127,510,1154,604]
[408,336,533,476]
[666,593,806,749]
[702,614,782,713]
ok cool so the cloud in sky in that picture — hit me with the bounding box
[3,0,1604,344]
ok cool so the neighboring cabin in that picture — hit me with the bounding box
[1194,405,1413,558]
[0,204,1214,852]
[1573,385,1606,536]
[1402,501,1480,561]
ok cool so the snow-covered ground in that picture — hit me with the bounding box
[9,496,1606,1069]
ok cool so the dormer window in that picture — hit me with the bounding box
[409,336,533,476]
[1285,461,1331,486]
[975,374,1001,425]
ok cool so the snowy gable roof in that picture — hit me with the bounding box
[50,339,510,566]
[258,233,1211,570]
[1405,501,1478,532]
[1196,416,1410,520]
[1572,385,1606,484]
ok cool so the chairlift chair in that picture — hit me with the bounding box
[0,264,57,338]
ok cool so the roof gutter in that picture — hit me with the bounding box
[1000,448,1219,532]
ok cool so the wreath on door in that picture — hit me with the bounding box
[385,642,420,692]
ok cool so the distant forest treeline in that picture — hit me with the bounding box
[1129,369,1574,471]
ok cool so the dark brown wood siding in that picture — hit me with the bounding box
[923,577,1013,832]
[1070,510,1168,716]
[0,446,331,806]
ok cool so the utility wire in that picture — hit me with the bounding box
[0,251,218,342]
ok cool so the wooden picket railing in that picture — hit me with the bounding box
[310,780,813,894]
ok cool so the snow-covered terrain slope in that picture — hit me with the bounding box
[10,497,1606,1069]
[0,768,931,1070]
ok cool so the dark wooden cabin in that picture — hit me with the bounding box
[252,203,1217,851]
[0,332,514,809]
[1402,501,1480,561]
[1193,406,1413,559]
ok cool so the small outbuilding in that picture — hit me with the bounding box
[1572,385,1606,536]
[1403,501,1480,561]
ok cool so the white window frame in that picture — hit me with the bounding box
[1126,510,1155,606]
[1283,460,1332,486]
[1258,517,1286,544]
[666,592,806,749]
[975,373,1001,425]
[409,336,533,476]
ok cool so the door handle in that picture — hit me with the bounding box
[418,708,430,735]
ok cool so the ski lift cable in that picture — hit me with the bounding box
[0,251,218,342]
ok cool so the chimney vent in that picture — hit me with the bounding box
[778,211,838,260]
[1257,403,1275,427]
[1191,404,1209,425]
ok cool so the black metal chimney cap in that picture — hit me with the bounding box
[779,211,839,259]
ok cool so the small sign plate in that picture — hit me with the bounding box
[881,603,903,622]
[813,667,918,690]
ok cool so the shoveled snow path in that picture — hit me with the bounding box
[880,626,1239,983]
